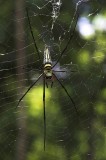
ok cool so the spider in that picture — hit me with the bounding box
[16,7,79,150]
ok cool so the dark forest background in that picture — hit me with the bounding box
[0,0,106,160]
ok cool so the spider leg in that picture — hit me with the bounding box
[26,8,41,61]
[53,70,79,73]
[43,74,46,151]
[52,14,79,68]
[16,73,43,108]
[53,0,98,68]
[53,73,78,115]
[53,70,66,72]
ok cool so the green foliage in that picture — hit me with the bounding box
[0,0,106,160]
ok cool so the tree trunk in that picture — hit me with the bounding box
[15,1,27,160]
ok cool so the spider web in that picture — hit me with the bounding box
[0,0,106,160]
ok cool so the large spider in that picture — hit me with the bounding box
[17,5,79,150]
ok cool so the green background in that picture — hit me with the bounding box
[0,0,106,160]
